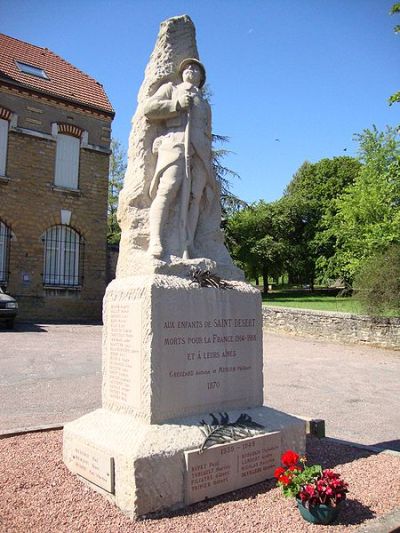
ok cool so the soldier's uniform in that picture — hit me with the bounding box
[144,76,215,257]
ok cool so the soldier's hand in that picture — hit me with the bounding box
[178,93,192,110]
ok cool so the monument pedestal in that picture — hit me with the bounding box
[100,275,264,422]
[63,406,305,517]
[63,275,306,517]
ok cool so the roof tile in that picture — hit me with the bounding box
[0,33,114,115]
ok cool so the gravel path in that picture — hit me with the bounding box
[1,430,400,533]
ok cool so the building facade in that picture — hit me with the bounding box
[0,34,114,321]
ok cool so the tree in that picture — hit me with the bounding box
[212,134,247,218]
[320,126,400,281]
[108,139,127,244]
[389,3,400,105]
[353,244,400,316]
[284,156,361,284]
[203,85,247,217]
[226,200,298,292]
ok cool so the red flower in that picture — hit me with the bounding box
[278,475,291,486]
[281,450,299,467]
[323,469,338,479]
[288,465,302,472]
[304,484,315,496]
[274,467,286,479]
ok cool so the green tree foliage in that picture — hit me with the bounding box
[203,85,247,216]
[284,157,361,284]
[212,134,247,218]
[226,200,302,292]
[108,139,127,244]
[320,126,400,281]
[389,3,400,105]
[353,244,400,316]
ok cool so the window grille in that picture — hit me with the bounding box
[42,225,84,287]
[0,220,11,284]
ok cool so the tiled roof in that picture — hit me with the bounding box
[0,33,114,115]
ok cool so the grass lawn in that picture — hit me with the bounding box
[262,290,364,314]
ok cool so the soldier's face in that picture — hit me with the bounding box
[182,64,202,87]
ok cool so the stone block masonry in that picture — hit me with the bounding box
[263,306,400,349]
[0,89,112,321]
[63,14,306,518]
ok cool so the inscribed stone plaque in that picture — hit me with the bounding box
[156,288,263,418]
[184,432,280,504]
[71,442,115,493]
[105,299,142,408]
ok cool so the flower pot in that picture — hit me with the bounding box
[296,499,341,525]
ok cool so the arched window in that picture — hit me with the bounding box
[54,124,83,190]
[0,106,12,177]
[42,225,84,286]
[0,220,11,284]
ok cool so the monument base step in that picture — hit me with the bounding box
[63,405,306,518]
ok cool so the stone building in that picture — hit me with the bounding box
[0,34,114,321]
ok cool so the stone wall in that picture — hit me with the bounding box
[263,306,400,349]
[106,244,119,284]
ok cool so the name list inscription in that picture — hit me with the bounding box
[72,442,115,494]
[105,300,142,408]
[185,432,281,504]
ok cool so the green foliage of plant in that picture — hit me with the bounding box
[319,126,400,282]
[203,86,247,216]
[284,157,361,209]
[353,245,400,316]
[275,450,348,508]
[284,157,361,284]
[226,157,360,290]
[389,91,400,106]
[212,134,247,217]
[226,200,297,291]
[389,3,400,104]
[108,139,127,244]
[279,464,322,499]
[262,291,363,314]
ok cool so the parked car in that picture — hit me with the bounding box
[0,287,18,329]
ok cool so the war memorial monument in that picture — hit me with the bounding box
[63,15,306,517]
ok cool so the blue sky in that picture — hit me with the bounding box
[1,0,399,203]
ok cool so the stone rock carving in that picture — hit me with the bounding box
[145,58,214,259]
[116,15,242,280]
[63,16,306,519]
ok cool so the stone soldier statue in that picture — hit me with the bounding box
[144,58,216,259]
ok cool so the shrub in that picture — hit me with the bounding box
[353,245,400,316]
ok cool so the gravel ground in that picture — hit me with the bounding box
[1,431,400,533]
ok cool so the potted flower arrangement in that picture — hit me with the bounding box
[275,450,348,525]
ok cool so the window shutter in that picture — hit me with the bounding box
[0,119,8,176]
[54,134,80,189]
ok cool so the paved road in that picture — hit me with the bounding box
[0,323,399,450]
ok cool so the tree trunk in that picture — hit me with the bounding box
[310,269,315,292]
[262,266,268,294]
